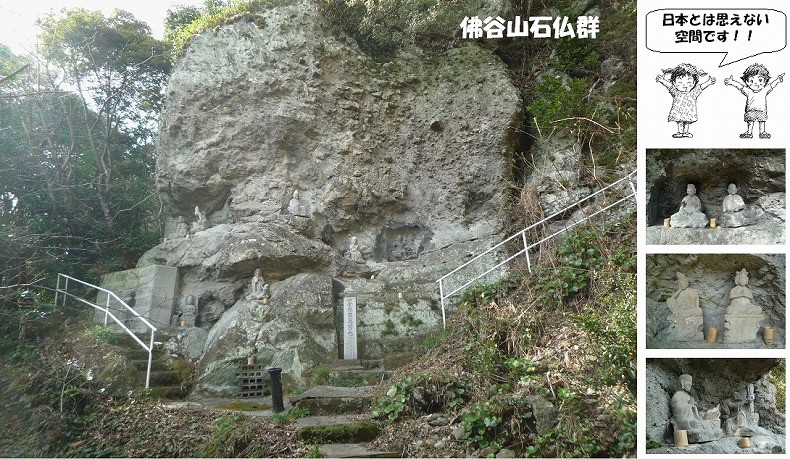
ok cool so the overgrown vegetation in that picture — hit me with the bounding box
[371,218,637,457]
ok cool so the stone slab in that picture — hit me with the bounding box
[291,385,374,403]
[295,415,381,443]
[95,265,178,333]
[319,443,400,458]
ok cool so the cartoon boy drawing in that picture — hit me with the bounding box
[656,63,716,138]
[724,63,784,139]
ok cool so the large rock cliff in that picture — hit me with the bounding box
[139,0,520,392]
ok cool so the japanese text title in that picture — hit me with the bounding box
[460,16,599,39]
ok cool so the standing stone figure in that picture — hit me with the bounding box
[348,236,364,263]
[247,268,270,301]
[665,272,704,342]
[192,206,208,233]
[723,269,763,343]
[719,184,755,227]
[173,216,189,238]
[722,384,759,436]
[670,374,723,443]
[670,184,708,228]
[180,295,197,327]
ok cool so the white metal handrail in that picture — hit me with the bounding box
[55,273,157,389]
[436,170,637,327]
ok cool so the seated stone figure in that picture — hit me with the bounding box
[670,184,708,228]
[246,268,270,301]
[722,384,759,437]
[723,269,763,343]
[665,272,704,342]
[671,374,723,443]
[719,184,755,227]
[288,190,309,217]
[173,216,189,239]
[347,236,364,263]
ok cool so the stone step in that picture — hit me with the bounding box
[130,359,170,372]
[146,385,189,399]
[340,369,390,385]
[291,385,374,415]
[334,359,382,370]
[137,370,182,387]
[295,415,381,444]
[319,443,401,458]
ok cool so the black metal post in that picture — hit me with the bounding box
[268,367,284,412]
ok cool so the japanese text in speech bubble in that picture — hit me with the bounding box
[646,9,787,67]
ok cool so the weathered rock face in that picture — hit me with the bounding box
[646,149,785,245]
[140,1,520,393]
[646,254,785,349]
[646,359,785,454]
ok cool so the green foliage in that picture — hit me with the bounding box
[305,444,326,458]
[544,228,604,300]
[2,9,168,293]
[462,402,503,450]
[88,324,118,345]
[273,405,310,424]
[527,76,592,131]
[168,0,273,56]
[646,435,663,449]
[768,361,786,414]
[316,0,489,59]
[504,357,540,385]
[371,373,470,421]
[197,413,270,457]
[573,271,636,390]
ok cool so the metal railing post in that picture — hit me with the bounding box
[438,280,446,329]
[146,330,155,390]
[55,274,60,307]
[105,293,110,326]
[63,277,68,307]
[628,179,637,201]
[521,231,531,273]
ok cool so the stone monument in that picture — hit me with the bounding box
[192,206,208,233]
[723,269,763,343]
[670,184,708,228]
[670,374,723,443]
[665,272,704,342]
[722,384,759,437]
[347,236,364,263]
[719,184,755,228]
[246,268,270,301]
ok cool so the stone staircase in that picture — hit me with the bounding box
[291,359,400,458]
[114,331,189,399]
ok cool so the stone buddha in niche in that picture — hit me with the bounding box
[670,184,708,228]
[723,268,763,343]
[670,374,723,443]
[719,184,755,227]
[665,272,704,342]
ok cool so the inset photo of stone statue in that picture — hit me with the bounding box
[646,358,785,454]
[646,149,785,245]
[646,254,785,349]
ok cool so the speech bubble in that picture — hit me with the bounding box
[646,9,787,67]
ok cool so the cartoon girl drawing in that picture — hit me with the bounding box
[724,63,784,139]
[655,63,716,138]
